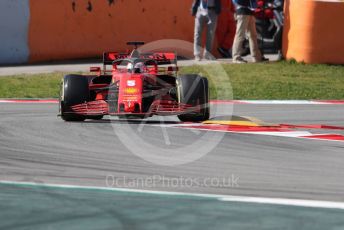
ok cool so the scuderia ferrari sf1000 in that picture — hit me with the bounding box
[59,42,209,122]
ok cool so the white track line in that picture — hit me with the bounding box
[0,99,343,104]
[1,180,344,210]
[167,126,311,138]
[161,125,344,143]
[239,100,329,105]
[0,99,58,103]
[240,131,313,137]
[219,197,344,210]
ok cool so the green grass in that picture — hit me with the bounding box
[0,61,343,99]
[180,61,344,100]
[0,73,63,98]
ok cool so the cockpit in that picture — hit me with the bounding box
[113,59,158,74]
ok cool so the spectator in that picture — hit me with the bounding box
[192,0,221,61]
[216,0,236,58]
[231,0,267,63]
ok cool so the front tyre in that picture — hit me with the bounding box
[177,74,210,122]
[60,75,90,122]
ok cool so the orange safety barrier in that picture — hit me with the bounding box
[283,0,344,64]
[28,0,194,63]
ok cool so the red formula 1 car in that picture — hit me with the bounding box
[59,42,209,122]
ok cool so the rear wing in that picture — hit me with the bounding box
[103,52,130,65]
[140,52,177,65]
[103,52,177,66]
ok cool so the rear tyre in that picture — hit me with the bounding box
[177,74,210,122]
[60,75,90,122]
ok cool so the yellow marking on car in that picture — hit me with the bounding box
[124,88,139,94]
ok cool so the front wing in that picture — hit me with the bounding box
[63,99,197,117]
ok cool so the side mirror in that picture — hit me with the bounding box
[167,66,179,72]
[90,67,101,76]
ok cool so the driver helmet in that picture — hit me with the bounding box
[133,62,146,73]
[126,62,134,72]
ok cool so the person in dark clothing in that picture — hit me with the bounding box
[192,0,221,16]
[191,0,221,61]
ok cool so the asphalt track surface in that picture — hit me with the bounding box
[1,102,344,229]
[1,103,343,200]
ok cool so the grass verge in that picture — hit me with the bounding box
[0,61,343,99]
[0,73,63,98]
[180,61,344,100]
